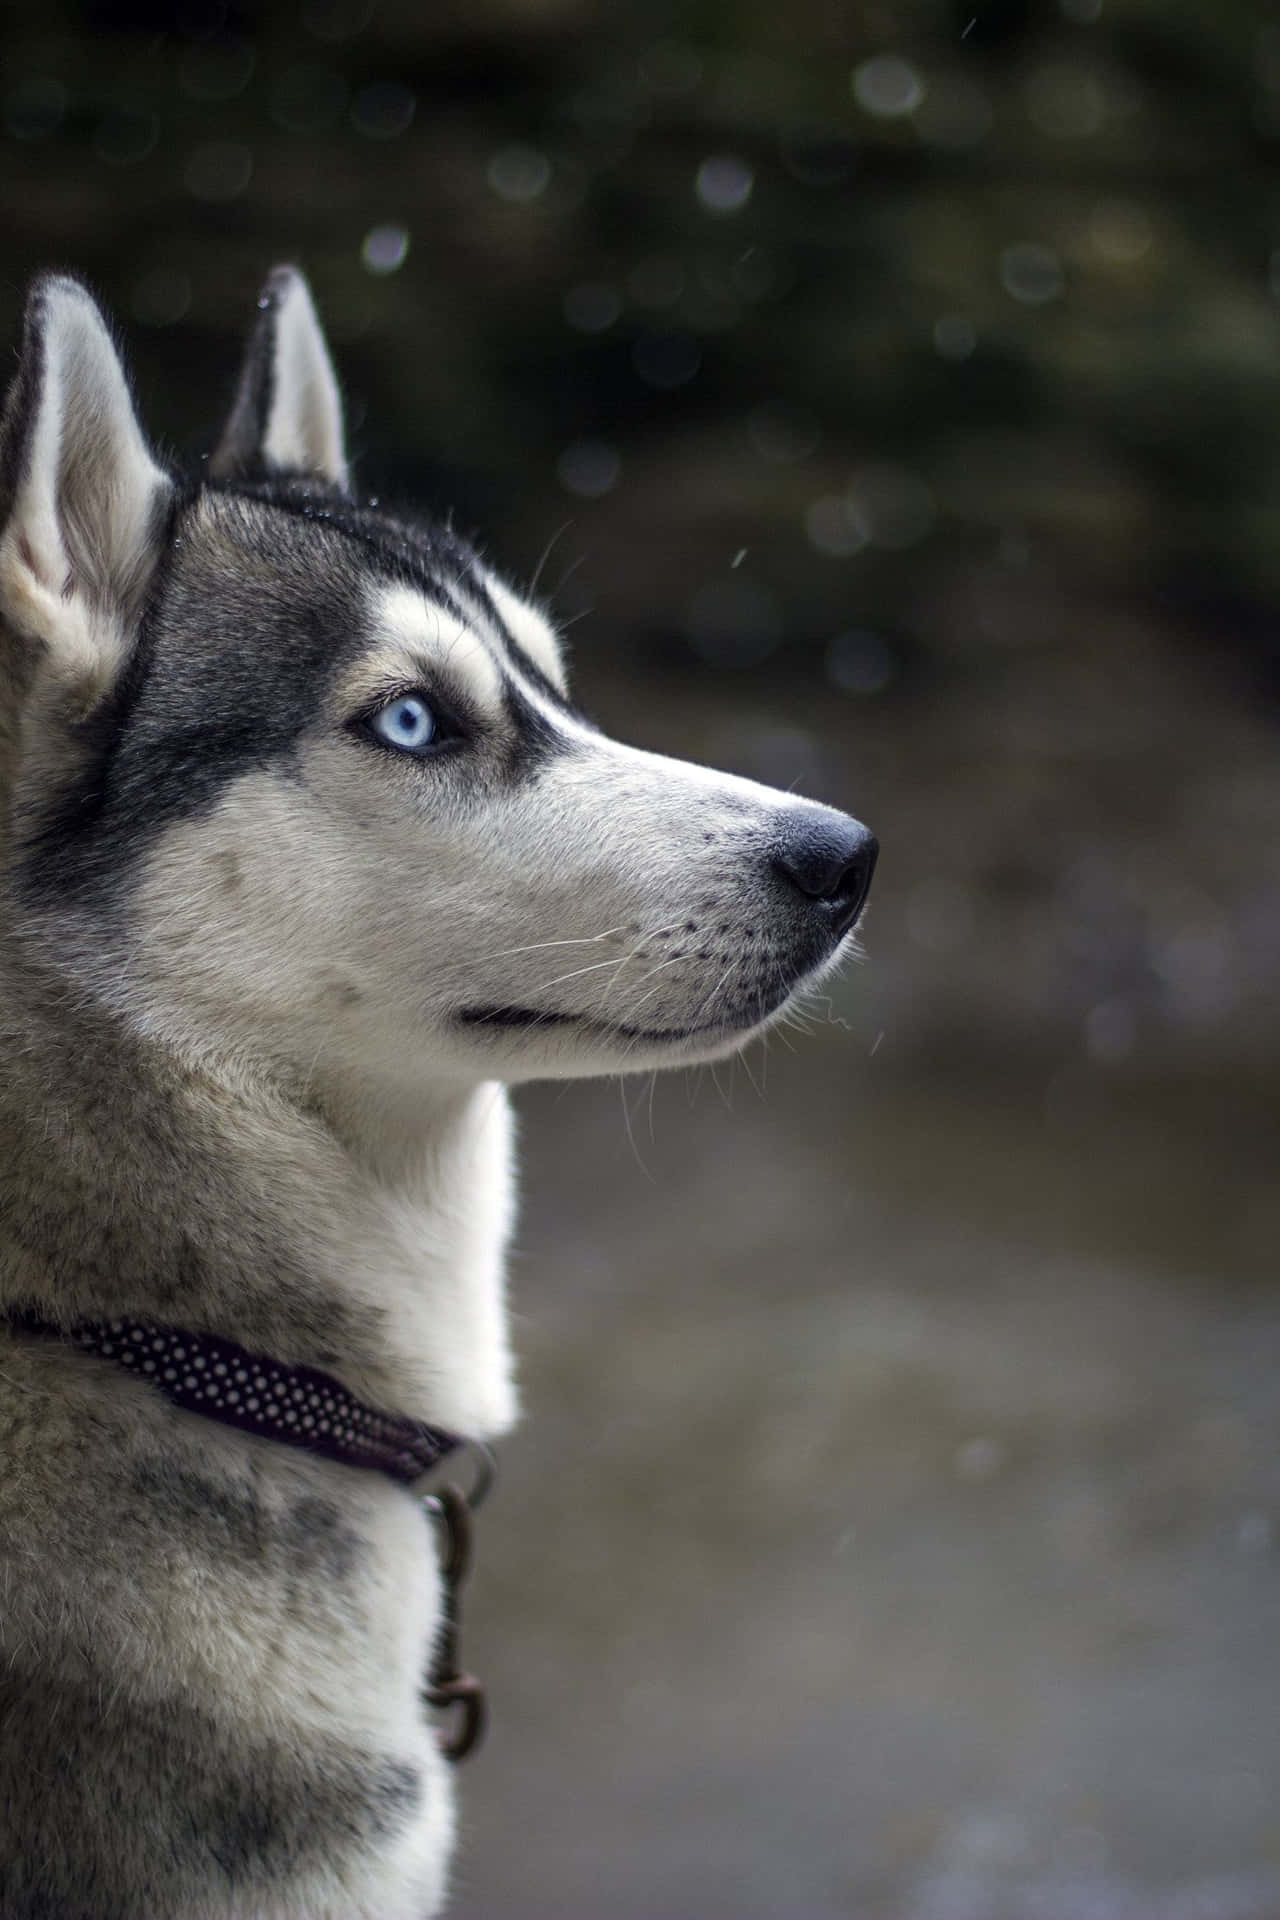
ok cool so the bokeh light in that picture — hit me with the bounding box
[488,144,552,203]
[361,225,409,275]
[694,154,755,215]
[852,54,925,118]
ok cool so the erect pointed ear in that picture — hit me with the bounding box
[0,274,172,698]
[210,265,349,492]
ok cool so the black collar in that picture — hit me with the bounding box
[3,1303,491,1761]
[3,1306,466,1488]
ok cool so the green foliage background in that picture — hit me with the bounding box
[5,0,1280,695]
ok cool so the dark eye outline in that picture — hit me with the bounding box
[349,685,469,762]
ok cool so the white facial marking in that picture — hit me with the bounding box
[485,575,567,693]
[370,584,504,710]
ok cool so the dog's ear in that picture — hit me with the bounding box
[211,265,349,492]
[0,274,172,699]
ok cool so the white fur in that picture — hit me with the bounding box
[376,584,504,708]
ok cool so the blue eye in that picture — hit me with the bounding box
[370,694,437,754]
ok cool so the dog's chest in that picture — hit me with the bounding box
[0,1349,458,1917]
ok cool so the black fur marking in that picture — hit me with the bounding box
[214,308,278,483]
[459,1005,578,1030]
[503,635,575,715]
[128,1459,364,1581]
[282,1493,365,1580]
[0,1667,422,1910]
[0,281,48,528]
[459,1003,742,1043]
[470,573,590,723]
[499,672,580,777]
[130,1457,264,1548]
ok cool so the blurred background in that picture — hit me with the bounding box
[4,0,1280,1913]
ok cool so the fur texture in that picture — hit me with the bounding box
[0,268,875,1917]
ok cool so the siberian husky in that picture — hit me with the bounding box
[0,267,876,1917]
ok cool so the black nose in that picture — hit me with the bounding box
[772,811,878,935]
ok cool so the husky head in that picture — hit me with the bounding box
[0,269,876,1099]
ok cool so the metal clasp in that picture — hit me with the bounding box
[420,1455,495,1764]
[424,1668,487,1764]
[412,1439,496,1511]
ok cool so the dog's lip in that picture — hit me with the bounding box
[457,1004,751,1045]
[457,930,852,1047]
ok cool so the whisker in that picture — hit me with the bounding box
[614,954,695,1023]
[685,955,741,1031]
[525,954,632,995]
[617,1074,655,1182]
[598,922,684,1009]
[553,552,587,598]
[482,927,630,964]
[528,521,573,598]
[738,1045,764,1102]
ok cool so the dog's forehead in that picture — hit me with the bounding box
[173,488,563,698]
[148,490,356,684]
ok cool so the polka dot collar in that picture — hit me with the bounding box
[5,1308,466,1487]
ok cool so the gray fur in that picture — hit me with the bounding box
[0,269,875,1917]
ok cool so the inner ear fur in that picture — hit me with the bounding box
[0,273,171,700]
[211,265,349,492]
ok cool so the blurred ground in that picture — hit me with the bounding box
[451,634,1280,1920]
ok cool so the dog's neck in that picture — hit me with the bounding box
[0,946,519,1439]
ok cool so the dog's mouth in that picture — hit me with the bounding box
[457,932,852,1049]
[457,1003,766,1047]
